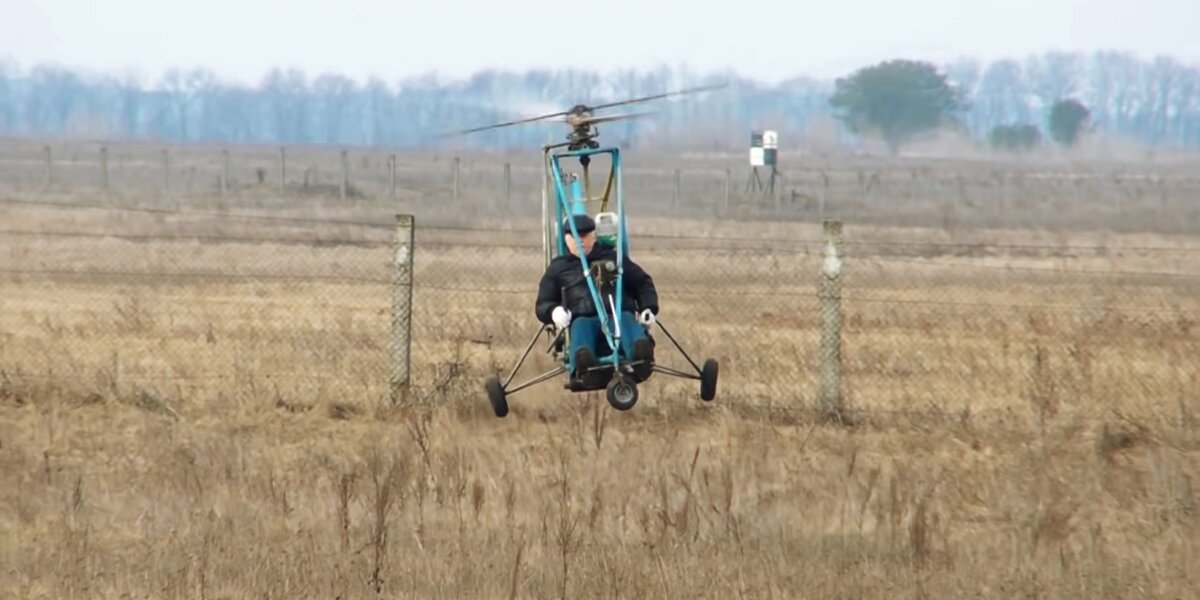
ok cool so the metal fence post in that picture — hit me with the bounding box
[391,214,415,404]
[278,146,286,195]
[820,219,845,423]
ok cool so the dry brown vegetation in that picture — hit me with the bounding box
[1,139,1198,598]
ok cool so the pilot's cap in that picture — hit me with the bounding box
[562,214,595,236]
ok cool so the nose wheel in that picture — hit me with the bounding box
[606,375,639,411]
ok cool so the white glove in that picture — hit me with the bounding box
[551,306,571,330]
[638,308,656,327]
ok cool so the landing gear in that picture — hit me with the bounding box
[700,359,719,401]
[482,318,718,417]
[485,376,509,418]
[606,375,639,411]
[647,320,719,404]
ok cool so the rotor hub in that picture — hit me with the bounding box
[444,83,726,150]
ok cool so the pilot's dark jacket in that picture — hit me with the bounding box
[535,245,658,324]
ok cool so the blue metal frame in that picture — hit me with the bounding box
[547,146,627,371]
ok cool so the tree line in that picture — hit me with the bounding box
[0,50,1196,151]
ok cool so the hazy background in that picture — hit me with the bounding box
[1,0,1198,150]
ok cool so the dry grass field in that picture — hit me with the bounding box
[1,138,1199,598]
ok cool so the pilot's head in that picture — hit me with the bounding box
[563,214,596,257]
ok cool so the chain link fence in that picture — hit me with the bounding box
[3,184,1197,422]
[4,139,1200,232]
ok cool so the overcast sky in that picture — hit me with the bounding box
[2,0,1197,86]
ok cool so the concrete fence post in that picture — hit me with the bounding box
[820,219,845,423]
[391,214,415,404]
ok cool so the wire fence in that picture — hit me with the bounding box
[4,138,1200,233]
[2,194,1197,423]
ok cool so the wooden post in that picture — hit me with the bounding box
[943,176,961,232]
[1158,178,1168,232]
[100,146,109,192]
[388,155,397,199]
[452,156,460,202]
[161,148,170,196]
[391,214,415,405]
[997,172,1007,226]
[504,162,512,207]
[819,219,845,423]
[278,146,286,195]
[42,146,52,191]
[772,170,781,210]
[221,149,230,196]
[340,149,349,200]
[820,171,830,223]
[672,168,681,208]
[723,168,731,214]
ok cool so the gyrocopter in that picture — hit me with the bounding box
[446,85,724,417]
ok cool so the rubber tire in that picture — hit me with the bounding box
[606,376,639,411]
[485,376,509,418]
[700,359,719,401]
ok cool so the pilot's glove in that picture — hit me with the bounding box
[552,306,572,330]
[638,308,656,327]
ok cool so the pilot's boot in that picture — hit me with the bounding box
[632,338,654,381]
[574,347,598,387]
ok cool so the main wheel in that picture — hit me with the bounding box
[700,359,719,401]
[605,376,639,411]
[485,376,509,418]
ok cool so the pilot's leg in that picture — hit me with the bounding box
[569,316,600,378]
[618,311,654,380]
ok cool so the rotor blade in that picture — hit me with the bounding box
[567,111,655,125]
[438,82,725,139]
[439,109,573,138]
[586,82,728,112]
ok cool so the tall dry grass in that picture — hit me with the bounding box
[2,145,1199,598]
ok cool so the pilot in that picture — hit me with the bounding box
[535,214,657,384]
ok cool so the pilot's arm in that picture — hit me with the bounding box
[623,258,659,315]
[535,264,562,324]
